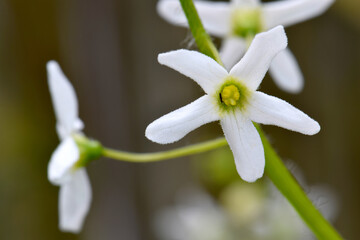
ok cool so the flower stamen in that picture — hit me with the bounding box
[220,85,240,106]
[216,77,251,113]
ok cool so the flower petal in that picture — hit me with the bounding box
[158,49,228,94]
[59,169,92,233]
[248,91,320,135]
[269,48,304,93]
[47,61,83,139]
[220,37,247,71]
[229,26,287,91]
[263,0,334,29]
[220,112,264,182]
[157,0,231,37]
[48,137,79,185]
[232,0,261,7]
[146,95,220,144]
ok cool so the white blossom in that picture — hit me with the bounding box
[154,183,337,240]
[250,166,338,240]
[157,0,334,93]
[146,26,320,182]
[154,189,234,240]
[47,61,91,233]
[219,179,337,239]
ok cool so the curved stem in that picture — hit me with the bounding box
[102,138,227,162]
[179,0,343,239]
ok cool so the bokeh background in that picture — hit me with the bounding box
[0,0,359,239]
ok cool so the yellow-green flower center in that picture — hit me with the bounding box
[220,85,241,106]
[215,77,252,113]
[231,8,263,38]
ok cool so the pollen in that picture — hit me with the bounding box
[220,85,240,106]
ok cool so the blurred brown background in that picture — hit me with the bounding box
[0,0,359,239]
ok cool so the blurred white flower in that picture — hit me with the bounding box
[219,163,338,240]
[146,26,320,182]
[154,189,235,240]
[154,182,337,240]
[47,61,91,233]
[219,182,265,227]
[157,0,334,93]
[252,180,338,239]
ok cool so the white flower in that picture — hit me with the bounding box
[154,189,234,240]
[251,169,338,240]
[219,178,337,239]
[157,0,334,93]
[47,61,91,233]
[146,26,320,182]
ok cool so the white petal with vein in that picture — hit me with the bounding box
[158,50,228,94]
[157,0,231,37]
[248,91,320,135]
[146,95,220,144]
[47,61,81,139]
[232,0,260,7]
[263,0,334,29]
[221,112,264,182]
[48,137,79,185]
[59,169,92,233]
[269,48,304,93]
[229,26,287,91]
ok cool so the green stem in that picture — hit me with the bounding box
[103,138,227,162]
[256,124,342,240]
[179,0,223,65]
[179,0,343,239]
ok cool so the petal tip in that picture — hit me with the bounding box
[157,53,166,65]
[145,124,156,142]
[47,60,60,73]
[309,121,321,135]
[157,51,171,65]
[257,25,288,51]
[156,0,183,24]
[59,223,82,234]
[301,119,321,135]
[271,25,288,49]
[46,60,68,87]
[281,81,304,94]
[236,153,265,183]
[145,122,172,145]
[156,0,166,13]
[47,151,64,185]
[239,168,264,183]
[47,166,59,185]
[156,0,173,16]
[157,49,186,65]
[58,170,91,234]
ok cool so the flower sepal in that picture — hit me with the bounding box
[73,134,103,169]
